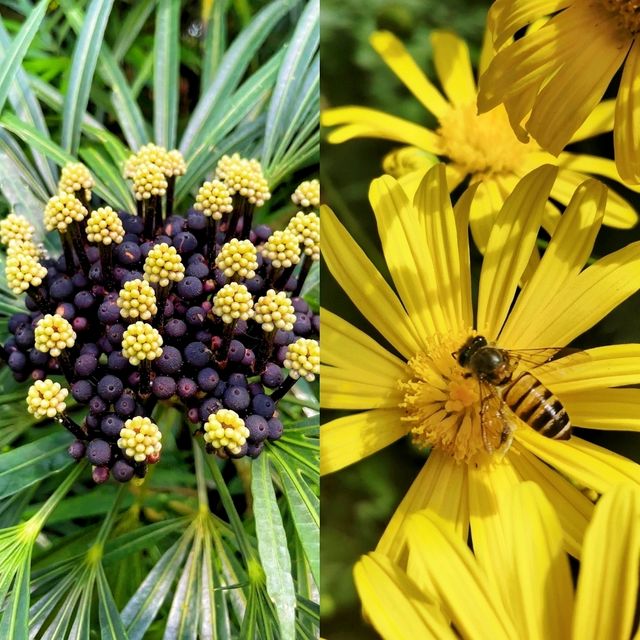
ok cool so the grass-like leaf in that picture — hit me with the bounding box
[201,0,230,94]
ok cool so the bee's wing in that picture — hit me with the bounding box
[504,346,585,370]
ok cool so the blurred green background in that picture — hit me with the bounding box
[320,0,640,638]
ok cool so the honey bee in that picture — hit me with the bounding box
[456,335,571,453]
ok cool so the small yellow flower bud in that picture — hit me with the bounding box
[215,153,271,206]
[284,338,320,382]
[118,416,162,462]
[5,252,47,295]
[143,243,185,287]
[166,149,186,177]
[203,409,249,455]
[286,211,320,261]
[34,314,76,356]
[261,229,301,269]
[254,289,296,332]
[212,282,254,324]
[117,279,158,320]
[44,193,88,233]
[132,163,168,201]
[215,238,258,280]
[58,162,94,201]
[26,379,68,419]
[7,238,40,259]
[0,213,35,245]
[124,143,171,179]
[193,180,233,220]
[85,206,125,245]
[291,179,320,208]
[121,321,163,365]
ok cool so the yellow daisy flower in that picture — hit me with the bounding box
[322,163,640,566]
[355,482,640,640]
[321,29,638,249]
[479,0,640,184]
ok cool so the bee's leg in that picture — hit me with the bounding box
[478,381,494,454]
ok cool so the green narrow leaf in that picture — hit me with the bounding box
[154,0,181,148]
[251,455,296,640]
[201,0,229,94]
[96,565,129,640]
[79,147,135,213]
[0,431,73,500]
[0,129,49,203]
[61,0,115,155]
[0,0,49,118]
[0,552,31,640]
[112,0,156,62]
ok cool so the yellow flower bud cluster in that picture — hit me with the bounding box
[143,243,185,287]
[26,379,68,419]
[261,229,301,268]
[5,252,47,294]
[118,416,162,463]
[254,289,296,332]
[215,153,271,206]
[193,180,233,220]
[85,206,125,245]
[215,238,258,279]
[58,162,94,201]
[0,213,34,245]
[44,193,88,233]
[287,211,320,260]
[132,163,168,201]
[203,409,249,455]
[167,149,187,177]
[117,279,158,320]
[121,321,163,365]
[34,314,76,356]
[124,144,186,180]
[7,238,40,259]
[212,282,254,324]
[284,338,320,382]
[291,179,320,208]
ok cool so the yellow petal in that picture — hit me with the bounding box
[430,31,476,106]
[466,178,505,254]
[322,205,423,360]
[558,152,640,195]
[405,513,518,640]
[322,106,441,152]
[515,431,640,494]
[499,178,606,346]
[377,449,468,565]
[398,163,467,202]
[370,31,449,119]
[354,553,456,640]
[570,100,616,142]
[321,366,403,410]
[510,445,593,558]
[572,485,640,640]
[320,409,408,476]
[478,25,496,75]
[452,182,477,329]
[477,165,557,338]
[614,38,640,184]
[559,389,640,431]
[500,482,573,640]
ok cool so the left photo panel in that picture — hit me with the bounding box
[0,1,319,638]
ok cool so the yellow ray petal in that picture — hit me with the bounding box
[320,409,408,475]
[430,31,476,106]
[499,178,606,346]
[478,25,496,75]
[413,164,469,332]
[321,367,403,410]
[537,344,640,393]
[377,449,468,564]
[572,486,640,640]
[508,239,640,348]
[510,445,593,558]
[477,165,556,338]
[515,431,640,494]
[370,31,449,119]
[398,163,467,202]
[452,182,477,329]
[615,39,640,184]
[354,553,456,640]
[500,482,573,640]
[322,106,441,152]
[559,389,640,431]
[570,100,616,141]
[406,513,519,640]
[322,205,423,359]
[466,178,505,254]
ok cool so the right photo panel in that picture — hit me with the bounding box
[320,0,640,638]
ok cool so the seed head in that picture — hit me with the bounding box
[193,180,233,220]
[121,321,163,365]
[143,243,185,287]
[5,252,47,295]
[58,162,94,201]
[26,379,68,419]
[286,211,320,260]
[254,289,296,332]
[132,163,168,201]
[44,193,88,233]
[291,179,320,208]
[261,229,301,269]
[203,408,249,455]
[284,338,320,381]
[215,238,258,279]
[117,279,158,320]
[118,415,162,462]
[215,153,271,206]
[212,282,254,324]
[34,314,76,356]
[0,213,35,245]
[86,206,125,245]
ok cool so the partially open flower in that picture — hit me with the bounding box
[117,415,162,462]
[132,163,168,201]
[254,289,296,332]
[44,193,88,233]
[203,408,249,455]
[26,379,68,419]
[262,229,301,269]
[143,243,185,287]
[212,282,254,323]
[287,211,320,260]
[215,153,271,206]
[58,162,94,201]
[193,180,233,220]
[5,252,47,295]
[284,338,320,381]
[117,279,158,320]
[34,314,76,357]
[0,213,35,245]
[86,206,125,245]
[215,238,258,279]
[291,179,320,208]
[121,321,163,365]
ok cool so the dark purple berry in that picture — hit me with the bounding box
[75,354,98,377]
[49,275,74,300]
[187,210,206,231]
[73,317,88,332]
[14,325,35,348]
[112,459,135,482]
[248,382,263,396]
[155,346,182,375]
[29,348,48,367]
[164,216,185,236]
[86,439,112,465]
[122,215,144,235]
[227,340,245,363]
[165,319,187,339]
[252,394,275,419]
[312,315,320,333]
[71,380,94,403]
[224,386,251,412]
[241,349,255,369]
[262,363,285,388]
[152,376,176,399]
[245,275,264,294]
[92,466,110,484]
[97,375,124,401]
[292,298,310,314]
[199,397,223,422]
[173,231,198,254]
[101,414,124,438]
[155,235,172,245]
[267,418,283,440]
[25,296,39,311]
[213,380,227,398]
[176,276,203,300]
[85,415,99,430]
[86,246,100,263]
[8,351,27,372]
[246,442,264,459]
[8,313,29,333]
[195,330,212,343]
[293,313,312,336]
[98,300,121,323]
[115,241,141,266]
[197,367,220,392]
[227,373,247,388]
[177,377,198,398]
[31,369,45,381]
[274,330,294,346]
[184,342,211,367]
[81,343,100,357]
[89,262,103,283]
[72,272,89,288]
[89,395,107,415]
[115,391,136,417]
[108,351,129,371]
[185,261,209,279]
[254,224,272,242]
[74,290,95,310]
[68,440,86,460]
[106,324,125,345]
[186,306,205,326]
[246,414,269,443]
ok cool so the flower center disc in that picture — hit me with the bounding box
[436,103,528,179]
[400,335,512,464]
[602,0,640,35]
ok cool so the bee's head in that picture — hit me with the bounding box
[455,335,488,367]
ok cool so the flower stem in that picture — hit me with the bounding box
[99,243,113,288]
[255,329,276,373]
[206,217,217,266]
[239,202,255,240]
[58,413,88,440]
[270,374,297,402]
[70,222,91,276]
[154,194,164,232]
[144,198,156,239]
[166,176,176,218]
[31,461,86,529]
[60,231,75,273]
[140,359,151,396]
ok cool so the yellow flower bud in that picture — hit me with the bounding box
[215,153,271,206]
[286,211,320,261]
[261,229,301,269]
[291,179,320,208]
[215,239,258,279]
[254,289,296,332]
[0,213,35,245]
[117,279,158,320]
[212,282,254,324]
[121,321,163,365]
[118,416,162,462]
[86,206,125,245]
[44,193,88,233]
[34,314,76,357]
[193,180,233,220]
[26,379,68,419]
[284,338,320,381]
[203,409,249,455]
[143,243,185,287]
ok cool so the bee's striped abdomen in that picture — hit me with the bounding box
[503,372,571,440]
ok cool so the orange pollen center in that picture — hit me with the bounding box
[436,102,529,179]
[602,0,640,34]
